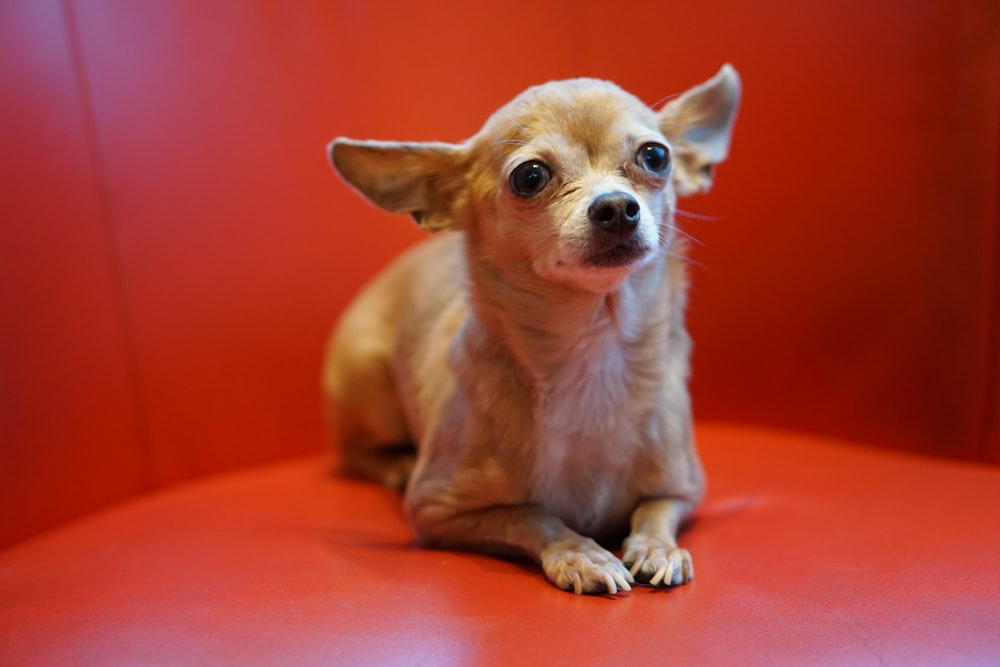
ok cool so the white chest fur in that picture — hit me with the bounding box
[528,320,647,536]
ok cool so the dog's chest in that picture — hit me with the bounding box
[528,330,649,535]
[542,338,631,433]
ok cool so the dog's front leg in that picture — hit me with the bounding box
[409,500,634,595]
[621,498,695,587]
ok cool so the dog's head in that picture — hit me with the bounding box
[330,66,740,294]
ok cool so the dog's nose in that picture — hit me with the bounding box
[587,192,641,237]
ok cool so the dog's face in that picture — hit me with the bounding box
[330,67,740,294]
[466,80,680,293]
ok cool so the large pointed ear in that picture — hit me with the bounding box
[328,138,467,232]
[658,64,741,196]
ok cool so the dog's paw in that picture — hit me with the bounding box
[540,536,634,595]
[621,535,694,587]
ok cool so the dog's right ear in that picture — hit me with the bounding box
[328,139,468,232]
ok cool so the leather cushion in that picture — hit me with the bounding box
[2,424,998,665]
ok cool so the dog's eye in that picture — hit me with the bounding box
[637,143,672,176]
[509,161,551,197]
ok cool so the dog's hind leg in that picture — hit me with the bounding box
[323,340,415,492]
[328,399,416,492]
[340,433,415,492]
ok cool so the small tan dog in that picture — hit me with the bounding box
[324,66,740,595]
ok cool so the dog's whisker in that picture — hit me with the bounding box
[658,219,703,248]
[651,92,682,109]
[666,251,713,276]
[667,224,704,247]
[675,208,721,222]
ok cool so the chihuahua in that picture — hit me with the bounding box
[324,66,740,594]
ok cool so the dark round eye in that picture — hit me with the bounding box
[509,161,551,197]
[637,143,672,176]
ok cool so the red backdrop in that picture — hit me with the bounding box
[2,0,998,547]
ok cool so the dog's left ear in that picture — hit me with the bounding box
[658,64,741,196]
[328,139,468,232]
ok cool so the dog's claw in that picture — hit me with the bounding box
[649,563,671,586]
[603,570,632,594]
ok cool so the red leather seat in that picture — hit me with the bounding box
[4,424,999,665]
[2,1,997,664]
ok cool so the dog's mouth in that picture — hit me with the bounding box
[584,239,651,268]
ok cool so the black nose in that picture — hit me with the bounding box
[587,192,641,237]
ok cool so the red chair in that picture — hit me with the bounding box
[3,1,997,664]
